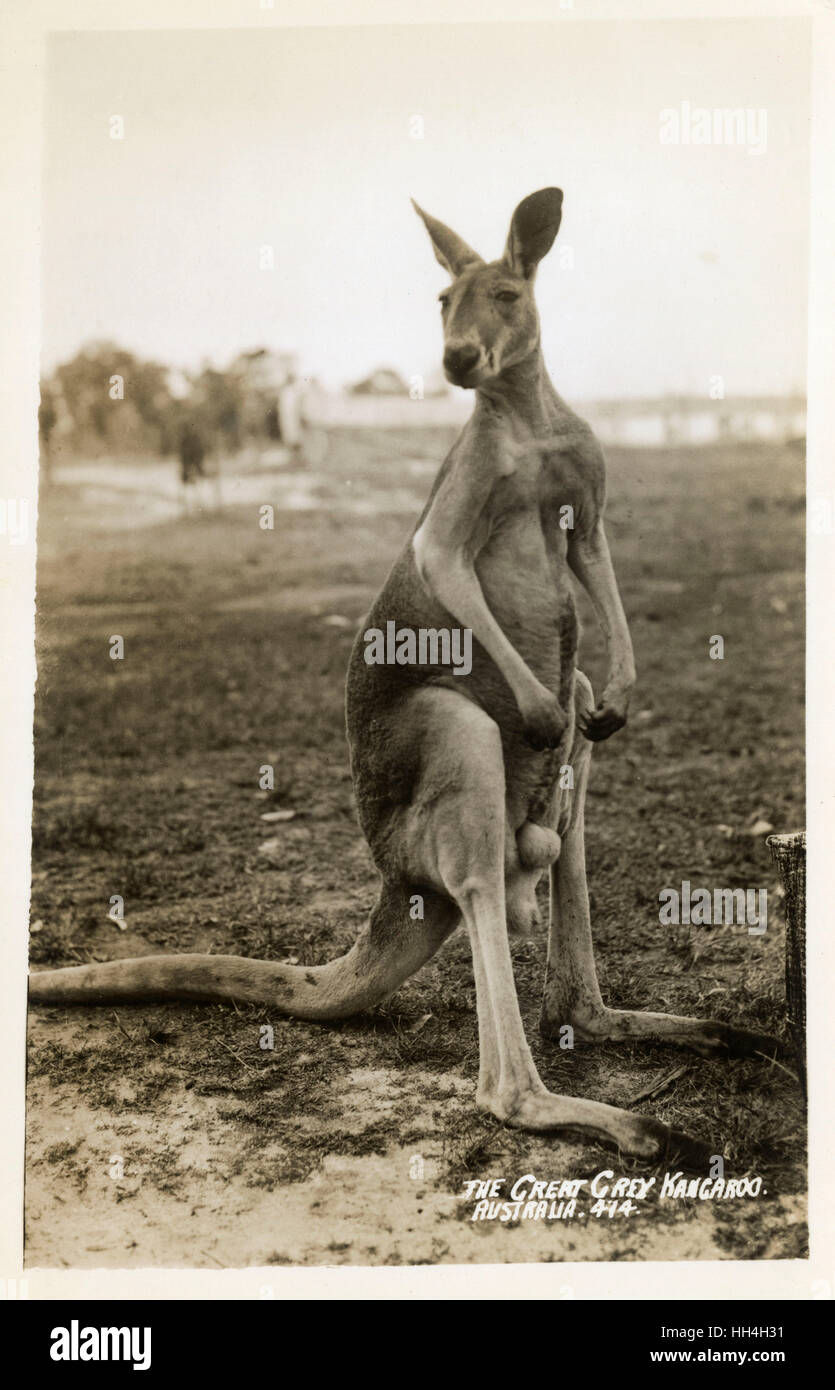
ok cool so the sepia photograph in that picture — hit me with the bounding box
[4,2,825,1294]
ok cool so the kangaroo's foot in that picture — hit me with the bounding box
[477,1078,714,1169]
[541,1004,787,1064]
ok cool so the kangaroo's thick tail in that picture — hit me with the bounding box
[28,892,457,1021]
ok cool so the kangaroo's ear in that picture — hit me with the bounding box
[504,187,563,279]
[411,199,483,277]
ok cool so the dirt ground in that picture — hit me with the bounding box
[26,429,807,1268]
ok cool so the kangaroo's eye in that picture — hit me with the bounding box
[438,295,450,310]
[495,290,519,304]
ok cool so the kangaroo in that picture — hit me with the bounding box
[29,189,783,1164]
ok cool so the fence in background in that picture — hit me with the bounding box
[308,391,806,447]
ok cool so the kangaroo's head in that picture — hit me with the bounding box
[412,188,563,389]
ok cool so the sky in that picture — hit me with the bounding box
[42,18,811,399]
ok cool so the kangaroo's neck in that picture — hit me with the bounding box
[472,344,558,435]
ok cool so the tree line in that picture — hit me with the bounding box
[39,341,285,460]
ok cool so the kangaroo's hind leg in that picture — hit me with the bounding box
[540,670,785,1062]
[402,685,711,1163]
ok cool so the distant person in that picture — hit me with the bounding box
[178,419,207,511]
[277,373,305,464]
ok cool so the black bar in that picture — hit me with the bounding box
[1,1298,826,1375]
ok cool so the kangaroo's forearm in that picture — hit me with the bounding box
[413,536,543,708]
[568,526,636,689]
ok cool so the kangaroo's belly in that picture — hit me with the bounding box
[345,506,578,860]
[475,508,574,694]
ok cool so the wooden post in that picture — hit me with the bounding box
[767,831,806,1092]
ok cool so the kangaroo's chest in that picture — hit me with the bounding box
[480,449,585,571]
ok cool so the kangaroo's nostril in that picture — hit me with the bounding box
[443,345,480,377]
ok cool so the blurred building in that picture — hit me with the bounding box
[586,394,806,448]
[231,347,299,441]
[349,367,410,396]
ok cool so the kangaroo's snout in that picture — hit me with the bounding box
[443,343,481,385]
